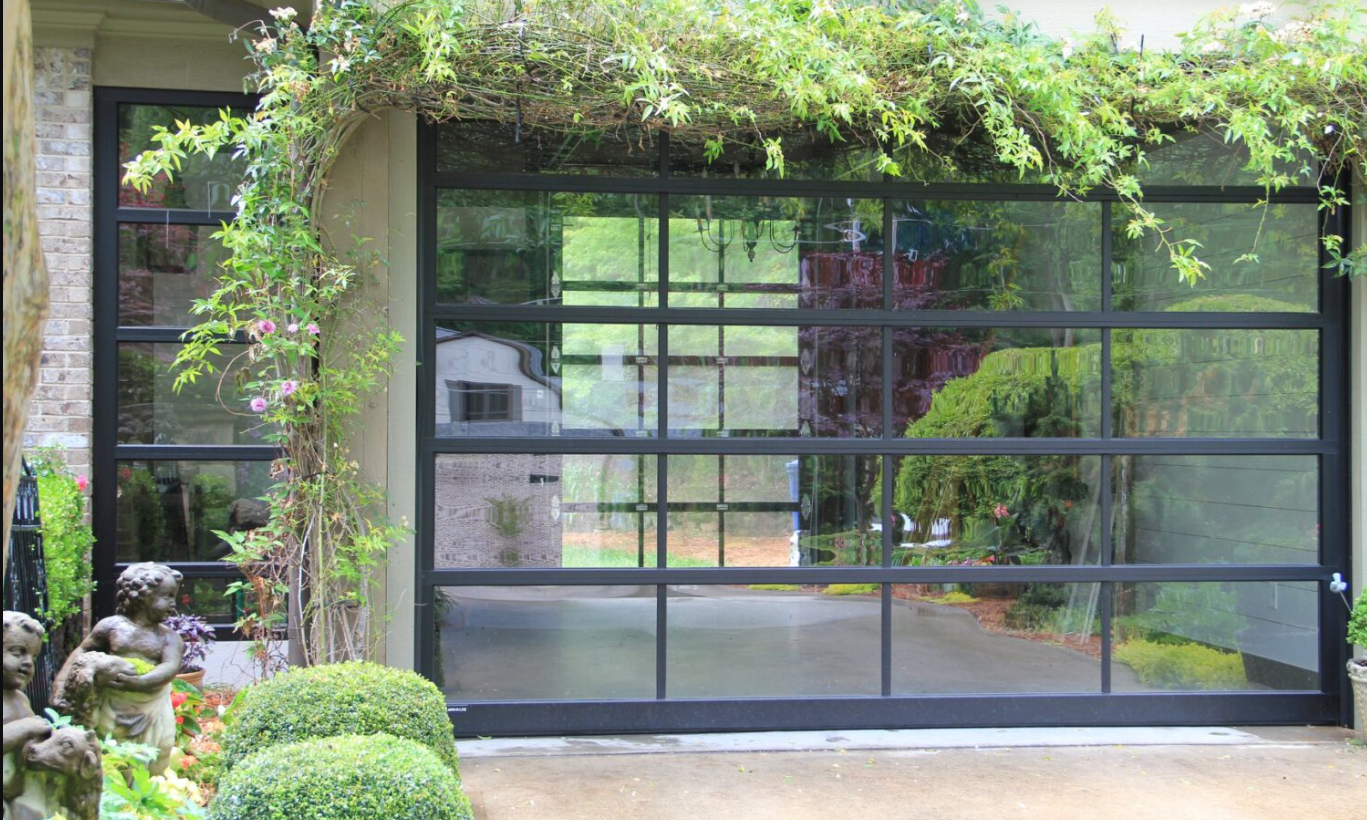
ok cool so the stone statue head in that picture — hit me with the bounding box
[114,563,183,624]
[3,610,45,692]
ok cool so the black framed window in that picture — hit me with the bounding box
[93,88,263,636]
[417,126,1350,736]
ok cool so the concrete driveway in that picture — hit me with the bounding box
[457,726,1364,820]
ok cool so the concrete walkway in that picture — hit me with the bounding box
[458,727,1365,820]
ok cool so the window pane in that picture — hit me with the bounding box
[115,460,273,563]
[666,584,881,697]
[435,322,658,437]
[891,200,1101,311]
[436,122,658,176]
[434,586,657,701]
[667,455,882,567]
[669,196,883,309]
[1113,582,1319,691]
[886,134,1049,185]
[667,325,880,438]
[1114,456,1318,565]
[1112,202,1318,312]
[894,327,1102,438]
[670,132,884,181]
[118,223,229,327]
[174,576,242,624]
[891,582,1101,693]
[1112,328,1318,438]
[118,103,243,209]
[434,454,657,569]
[1135,130,1316,188]
[436,190,659,306]
[892,456,1103,566]
[118,343,265,445]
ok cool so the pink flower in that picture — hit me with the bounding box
[259,319,277,334]
[281,380,298,397]
[993,503,1009,519]
[287,323,299,334]
[75,475,89,492]
[249,396,269,413]
[305,322,320,336]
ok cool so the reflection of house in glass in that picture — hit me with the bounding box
[434,327,562,437]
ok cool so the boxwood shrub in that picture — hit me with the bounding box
[219,661,459,774]
[209,734,473,820]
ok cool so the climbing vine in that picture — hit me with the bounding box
[122,0,1365,667]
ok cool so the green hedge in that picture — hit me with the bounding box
[219,662,460,774]
[1113,639,1246,690]
[209,734,473,820]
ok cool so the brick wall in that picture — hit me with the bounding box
[25,47,93,472]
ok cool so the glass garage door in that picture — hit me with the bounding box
[418,122,1350,735]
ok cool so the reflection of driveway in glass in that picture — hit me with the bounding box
[439,586,1132,702]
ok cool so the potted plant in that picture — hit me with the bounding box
[1349,592,1367,740]
[165,613,216,689]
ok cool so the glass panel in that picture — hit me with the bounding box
[1135,130,1317,188]
[434,454,657,569]
[118,103,243,209]
[115,461,273,563]
[667,455,882,567]
[891,582,1101,693]
[436,190,659,306]
[118,343,266,445]
[174,576,241,624]
[890,200,1101,311]
[667,325,880,438]
[669,196,883,309]
[1112,202,1318,312]
[666,584,881,697]
[434,586,657,701]
[436,122,658,176]
[1112,328,1318,438]
[886,131,1049,185]
[434,322,658,437]
[891,456,1103,566]
[1113,582,1319,691]
[1114,456,1318,565]
[670,132,883,181]
[893,327,1102,438]
[118,224,230,327]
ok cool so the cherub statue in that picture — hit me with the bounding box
[53,563,185,776]
[4,610,53,820]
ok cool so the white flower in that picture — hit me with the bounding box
[254,37,277,54]
[955,10,970,23]
[1201,39,1226,54]
[1239,2,1276,19]
[269,6,297,21]
[1061,38,1074,60]
[1275,21,1315,44]
[329,56,352,74]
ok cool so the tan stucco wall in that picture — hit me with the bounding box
[317,109,420,669]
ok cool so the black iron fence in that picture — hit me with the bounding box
[4,462,67,713]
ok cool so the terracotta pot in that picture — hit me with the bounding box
[176,669,206,690]
[1349,660,1367,741]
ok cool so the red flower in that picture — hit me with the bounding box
[176,716,184,725]
[75,475,89,492]
[171,692,188,709]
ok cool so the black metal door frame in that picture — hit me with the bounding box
[415,122,1350,736]
[92,87,265,640]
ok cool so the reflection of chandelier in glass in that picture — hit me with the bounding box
[824,220,867,250]
[695,216,801,261]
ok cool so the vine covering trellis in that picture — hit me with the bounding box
[122,0,1366,668]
